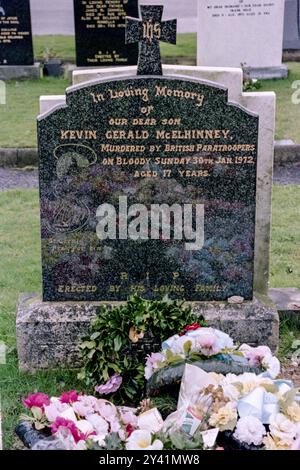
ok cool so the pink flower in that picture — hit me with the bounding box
[126,424,136,437]
[72,395,98,417]
[51,417,86,444]
[95,374,122,395]
[60,390,79,404]
[23,392,50,410]
[240,345,271,367]
[195,333,219,356]
[144,352,165,380]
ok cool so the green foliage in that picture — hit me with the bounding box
[79,295,197,404]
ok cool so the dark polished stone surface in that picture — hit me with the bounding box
[73,0,138,67]
[38,73,258,302]
[126,5,177,75]
[0,0,34,66]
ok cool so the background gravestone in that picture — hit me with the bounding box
[0,0,33,65]
[283,0,300,49]
[197,0,287,79]
[73,0,138,67]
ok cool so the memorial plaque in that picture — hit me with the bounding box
[0,0,34,66]
[197,0,285,68]
[73,0,138,67]
[38,6,258,303]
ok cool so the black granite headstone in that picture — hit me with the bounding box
[284,0,300,49]
[0,0,34,66]
[38,6,258,303]
[73,0,138,67]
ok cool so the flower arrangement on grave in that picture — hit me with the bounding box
[78,295,201,404]
[145,325,281,397]
[18,362,300,451]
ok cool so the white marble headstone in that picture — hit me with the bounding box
[197,0,285,69]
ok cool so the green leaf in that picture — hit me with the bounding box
[87,349,96,359]
[90,332,101,340]
[80,341,96,350]
[291,340,300,350]
[114,336,123,352]
[183,340,192,356]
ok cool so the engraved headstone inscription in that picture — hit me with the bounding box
[38,5,258,303]
[0,0,34,66]
[73,0,139,67]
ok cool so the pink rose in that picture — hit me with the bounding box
[23,393,50,410]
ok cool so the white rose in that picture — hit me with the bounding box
[269,413,297,442]
[234,416,266,446]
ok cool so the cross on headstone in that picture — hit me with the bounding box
[125,5,177,76]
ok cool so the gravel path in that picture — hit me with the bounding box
[0,168,38,191]
[0,163,299,191]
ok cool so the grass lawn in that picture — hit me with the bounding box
[33,34,197,62]
[0,185,299,448]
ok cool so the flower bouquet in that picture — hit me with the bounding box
[145,325,280,397]
[161,364,300,450]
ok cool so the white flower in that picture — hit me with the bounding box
[137,409,164,433]
[234,416,266,446]
[86,413,109,436]
[76,419,94,435]
[262,355,280,379]
[269,413,297,443]
[126,430,164,450]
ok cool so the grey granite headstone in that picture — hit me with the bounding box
[283,0,300,49]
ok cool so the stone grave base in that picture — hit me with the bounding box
[16,292,279,372]
[0,63,41,81]
[244,65,288,80]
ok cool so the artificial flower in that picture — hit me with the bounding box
[119,407,138,427]
[209,403,238,432]
[262,355,281,379]
[144,352,165,380]
[233,416,266,446]
[269,413,297,443]
[72,395,98,417]
[263,434,291,451]
[60,390,79,404]
[179,323,202,336]
[125,430,164,450]
[86,413,109,436]
[23,392,50,410]
[194,332,219,356]
[239,345,271,368]
[126,423,136,437]
[95,374,123,395]
[50,417,86,444]
[286,402,300,423]
[76,419,95,436]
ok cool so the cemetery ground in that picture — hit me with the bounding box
[0,184,299,448]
